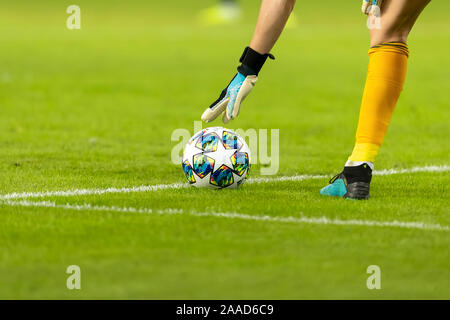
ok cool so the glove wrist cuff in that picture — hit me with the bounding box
[238,46,275,76]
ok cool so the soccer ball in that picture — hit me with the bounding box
[182,127,251,189]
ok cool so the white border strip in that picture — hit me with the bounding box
[3,200,448,232]
[0,165,448,200]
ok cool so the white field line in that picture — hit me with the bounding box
[0,183,189,201]
[3,199,449,232]
[0,165,448,201]
[373,165,450,176]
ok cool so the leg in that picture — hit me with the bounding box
[350,0,431,165]
[321,0,431,200]
[370,0,431,46]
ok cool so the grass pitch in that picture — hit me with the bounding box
[0,0,449,299]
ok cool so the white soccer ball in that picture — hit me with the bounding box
[182,127,251,189]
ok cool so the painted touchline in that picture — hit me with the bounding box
[2,199,449,232]
[0,165,448,200]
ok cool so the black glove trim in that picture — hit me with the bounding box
[207,74,238,109]
[237,46,275,76]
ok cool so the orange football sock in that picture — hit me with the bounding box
[349,42,409,164]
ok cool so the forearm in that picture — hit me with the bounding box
[250,0,296,54]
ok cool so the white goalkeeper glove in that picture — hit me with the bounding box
[362,0,384,15]
[201,47,274,124]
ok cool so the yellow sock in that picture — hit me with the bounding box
[349,42,409,163]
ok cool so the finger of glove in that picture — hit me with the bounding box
[201,96,229,122]
[223,73,246,122]
[231,75,257,119]
[226,88,239,120]
[222,89,238,124]
[222,109,231,124]
[362,0,370,14]
[369,0,383,15]
[362,0,383,15]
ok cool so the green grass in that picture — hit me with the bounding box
[0,0,449,299]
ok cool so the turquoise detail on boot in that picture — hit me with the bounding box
[320,178,347,197]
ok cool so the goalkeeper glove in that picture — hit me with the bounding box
[362,0,383,15]
[201,46,274,124]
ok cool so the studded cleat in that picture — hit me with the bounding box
[320,163,372,200]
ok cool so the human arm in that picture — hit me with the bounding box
[201,0,296,123]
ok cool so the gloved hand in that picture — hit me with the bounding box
[361,0,384,15]
[201,46,274,124]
